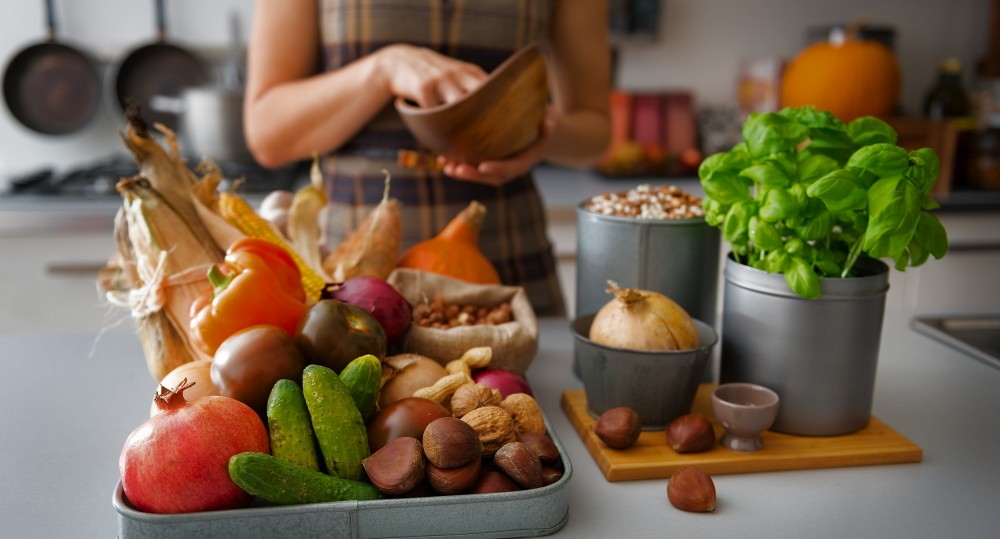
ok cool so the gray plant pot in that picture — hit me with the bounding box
[719,255,890,436]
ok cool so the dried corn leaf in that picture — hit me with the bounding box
[191,160,246,250]
[288,155,330,278]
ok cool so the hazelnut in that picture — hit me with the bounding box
[667,467,716,512]
[494,441,543,490]
[593,407,642,449]
[461,405,517,456]
[362,437,426,496]
[667,414,716,453]
[471,468,521,494]
[427,457,481,494]
[516,432,560,464]
[450,383,502,418]
[500,393,546,435]
[422,416,483,469]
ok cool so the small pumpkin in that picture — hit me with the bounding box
[780,28,901,122]
[396,200,501,284]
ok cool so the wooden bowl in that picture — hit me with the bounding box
[395,44,548,163]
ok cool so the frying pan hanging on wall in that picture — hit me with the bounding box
[110,0,209,131]
[2,0,102,135]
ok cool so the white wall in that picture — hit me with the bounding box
[0,0,990,180]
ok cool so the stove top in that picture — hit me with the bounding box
[1,155,303,199]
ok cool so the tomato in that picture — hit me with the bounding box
[211,325,307,414]
[367,397,450,452]
[295,299,387,373]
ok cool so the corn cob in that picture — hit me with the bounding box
[218,191,328,302]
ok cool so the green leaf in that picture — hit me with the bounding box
[758,188,800,223]
[784,237,815,260]
[864,176,920,258]
[797,154,841,184]
[785,256,821,299]
[779,106,846,131]
[914,211,949,260]
[700,171,752,205]
[847,117,898,146]
[703,197,729,227]
[765,250,790,273]
[749,216,783,251]
[806,169,868,212]
[921,193,941,211]
[906,148,941,194]
[795,210,834,241]
[905,238,930,268]
[847,143,910,178]
[723,200,756,246]
[742,112,809,159]
[740,162,791,187]
[815,252,843,277]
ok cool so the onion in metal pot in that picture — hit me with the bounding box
[589,281,699,351]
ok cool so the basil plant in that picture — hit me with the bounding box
[698,106,948,299]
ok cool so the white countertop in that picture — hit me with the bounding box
[2,305,1000,538]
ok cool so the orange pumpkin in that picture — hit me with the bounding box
[780,30,901,122]
[396,200,501,284]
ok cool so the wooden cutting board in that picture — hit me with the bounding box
[561,385,923,482]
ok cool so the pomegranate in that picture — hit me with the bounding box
[119,379,270,514]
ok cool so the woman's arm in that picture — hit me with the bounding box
[244,0,487,168]
[443,0,611,185]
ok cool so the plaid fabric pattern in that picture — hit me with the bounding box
[317,0,566,316]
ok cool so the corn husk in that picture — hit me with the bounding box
[322,170,401,281]
[191,160,247,250]
[288,155,330,278]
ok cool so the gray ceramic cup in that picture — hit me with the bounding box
[571,314,718,430]
[711,383,780,452]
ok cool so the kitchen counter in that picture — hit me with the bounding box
[3,306,1000,538]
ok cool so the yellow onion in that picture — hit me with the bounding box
[589,281,699,351]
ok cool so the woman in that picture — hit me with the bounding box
[244,0,611,316]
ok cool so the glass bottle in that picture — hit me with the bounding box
[923,57,972,119]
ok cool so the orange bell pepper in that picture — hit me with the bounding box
[190,239,308,356]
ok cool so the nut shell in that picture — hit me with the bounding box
[667,467,716,512]
[422,416,483,468]
[593,407,642,449]
[362,437,426,496]
[494,441,543,490]
[427,457,482,494]
[516,432,560,464]
[461,405,517,456]
[500,393,546,435]
[450,383,502,418]
[667,414,716,453]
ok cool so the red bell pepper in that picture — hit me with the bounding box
[190,239,308,356]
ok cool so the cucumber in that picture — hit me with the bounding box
[228,452,382,505]
[302,364,370,481]
[339,354,382,422]
[266,379,321,472]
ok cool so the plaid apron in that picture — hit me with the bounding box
[317,0,565,316]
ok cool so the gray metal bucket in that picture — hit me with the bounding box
[575,205,721,325]
[719,255,890,436]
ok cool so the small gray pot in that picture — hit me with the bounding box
[571,314,718,430]
[719,255,890,436]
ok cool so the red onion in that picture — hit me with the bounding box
[119,380,270,514]
[473,368,534,398]
[326,276,413,345]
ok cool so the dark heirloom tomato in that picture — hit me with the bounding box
[210,325,307,414]
[295,299,388,373]
[367,397,451,452]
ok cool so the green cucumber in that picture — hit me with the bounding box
[228,452,382,504]
[302,364,370,481]
[339,354,382,422]
[266,379,321,472]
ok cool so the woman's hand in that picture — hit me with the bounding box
[376,44,488,107]
[440,107,557,186]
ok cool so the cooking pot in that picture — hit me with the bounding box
[2,0,102,135]
[150,86,254,164]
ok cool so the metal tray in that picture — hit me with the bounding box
[113,420,571,539]
[911,314,1000,372]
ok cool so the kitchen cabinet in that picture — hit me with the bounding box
[0,230,123,335]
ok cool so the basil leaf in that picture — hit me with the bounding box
[865,176,920,258]
[779,106,845,130]
[906,148,941,194]
[742,112,809,159]
[797,154,841,184]
[847,117,898,146]
[759,187,800,223]
[915,211,949,260]
[740,162,791,187]
[795,210,833,241]
[906,238,930,268]
[921,193,941,211]
[765,250,790,273]
[815,252,843,277]
[785,256,821,299]
[703,197,729,227]
[701,172,751,205]
[724,200,755,245]
[847,143,910,178]
[806,169,868,212]
[749,216,783,251]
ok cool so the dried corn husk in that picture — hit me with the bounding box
[288,155,330,278]
[190,160,246,250]
[322,170,401,281]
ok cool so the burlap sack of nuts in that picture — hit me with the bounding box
[387,268,539,374]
